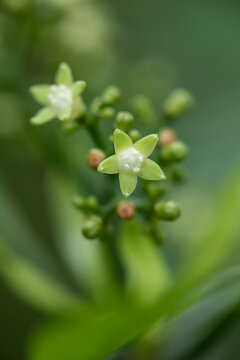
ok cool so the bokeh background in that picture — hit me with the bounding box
[1,0,240,359]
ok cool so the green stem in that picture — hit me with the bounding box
[86,121,107,151]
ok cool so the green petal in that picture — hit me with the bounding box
[134,134,158,157]
[30,107,56,125]
[114,129,132,154]
[72,81,86,98]
[139,159,165,180]
[30,85,50,105]
[55,63,73,86]
[97,155,119,174]
[58,105,72,121]
[119,173,137,197]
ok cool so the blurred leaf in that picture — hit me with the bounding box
[118,220,171,304]
[46,171,121,303]
[178,167,240,291]
[0,236,78,311]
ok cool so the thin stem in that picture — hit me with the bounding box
[86,121,107,151]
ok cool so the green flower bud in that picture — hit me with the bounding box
[129,129,141,142]
[154,201,181,221]
[100,106,115,119]
[131,95,155,123]
[163,89,194,118]
[102,86,121,105]
[161,140,188,163]
[152,226,165,244]
[61,119,79,134]
[82,215,103,239]
[144,182,166,199]
[114,111,134,132]
[72,195,99,213]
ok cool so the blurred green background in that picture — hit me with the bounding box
[1,0,240,359]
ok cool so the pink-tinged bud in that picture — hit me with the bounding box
[87,149,105,171]
[159,129,177,146]
[116,201,135,220]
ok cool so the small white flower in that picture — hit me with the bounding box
[98,129,165,197]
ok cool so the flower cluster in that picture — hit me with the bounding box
[30,63,194,242]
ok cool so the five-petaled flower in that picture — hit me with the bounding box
[30,63,86,125]
[98,129,165,197]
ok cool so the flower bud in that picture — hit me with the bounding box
[154,201,181,221]
[82,215,103,239]
[102,86,121,105]
[161,141,188,163]
[116,201,135,220]
[100,106,115,119]
[72,195,99,213]
[144,182,166,199]
[163,89,194,118]
[115,111,134,132]
[129,129,141,142]
[131,95,155,123]
[159,128,177,146]
[87,149,105,171]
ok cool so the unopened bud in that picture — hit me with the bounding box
[82,215,103,239]
[129,129,141,142]
[87,149,105,170]
[100,106,115,119]
[115,111,134,132]
[116,201,135,220]
[161,141,188,163]
[144,182,166,199]
[163,89,194,118]
[159,128,177,146]
[72,195,99,213]
[102,86,121,105]
[154,201,181,221]
[131,95,155,123]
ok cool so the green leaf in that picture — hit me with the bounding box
[118,221,171,303]
[45,172,121,304]
[139,158,165,180]
[134,134,158,157]
[0,237,78,311]
[31,107,56,125]
[55,63,73,87]
[119,173,137,197]
[72,81,86,98]
[114,129,132,154]
[98,155,119,174]
[179,167,240,290]
[30,85,51,105]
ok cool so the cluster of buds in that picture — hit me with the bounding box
[30,63,194,242]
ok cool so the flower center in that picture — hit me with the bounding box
[48,85,72,112]
[117,147,144,174]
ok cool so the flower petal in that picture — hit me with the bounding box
[30,85,50,105]
[55,63,73,86]
[119,173,137,197]
[114,129,132,154]
[134,134,158,157]
[72,81,86,98]
[58,105,72,121]
[139,159,165,180]
[97,155,119,174]
[30,107,56,125]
